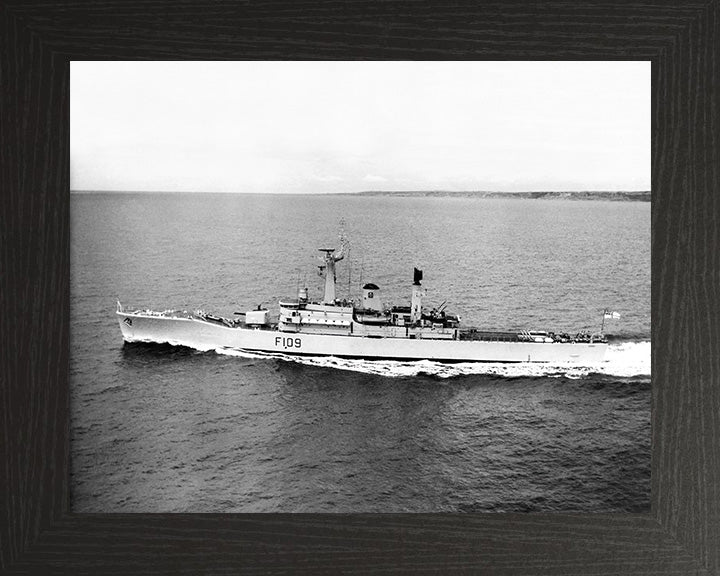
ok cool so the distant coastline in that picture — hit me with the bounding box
[70,190,651,201]
[350,190,651,201]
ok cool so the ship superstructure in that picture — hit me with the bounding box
[117,233,608,364]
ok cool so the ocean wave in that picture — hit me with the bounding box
[213,341,651,380]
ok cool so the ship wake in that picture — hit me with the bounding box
[213,340,651,380]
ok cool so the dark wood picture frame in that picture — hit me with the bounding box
[1,1,718,574]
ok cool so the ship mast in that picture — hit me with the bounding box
[318,226,348,305]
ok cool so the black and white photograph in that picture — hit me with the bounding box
[70,61,650,513]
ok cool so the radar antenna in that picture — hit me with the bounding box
[317,221,350,304]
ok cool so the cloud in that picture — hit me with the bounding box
[71,62,649,193]
[364,174,388,182]
[311,174,343,182]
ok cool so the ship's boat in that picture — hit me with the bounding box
[116,233,609,364]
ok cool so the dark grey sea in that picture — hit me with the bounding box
[70,192,650,512]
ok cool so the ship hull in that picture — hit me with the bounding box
[117,312,607,364]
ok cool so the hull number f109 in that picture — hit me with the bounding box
[275,336,301,349]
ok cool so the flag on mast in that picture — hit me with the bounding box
[603,309,621,319]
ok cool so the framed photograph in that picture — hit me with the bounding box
[69,60,651,517]
[2,2,718,574]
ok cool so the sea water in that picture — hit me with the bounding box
[70,192,650,512]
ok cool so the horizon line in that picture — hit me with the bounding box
[70,189,651,195]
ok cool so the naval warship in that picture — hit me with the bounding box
[116,234,608,364]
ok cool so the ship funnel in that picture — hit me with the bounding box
[411,269,423,323]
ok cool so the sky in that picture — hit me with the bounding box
[71,61,650,193]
